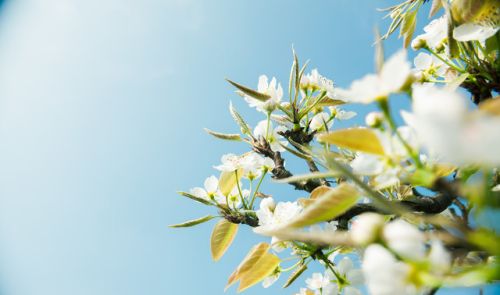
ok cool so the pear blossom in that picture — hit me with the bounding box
[244,75,283,113]
[301,69,337,98]
[309,112,332,131]
[189,175,220,201]
[362,244,419,295]
[365,112,383,127]
[411,16,448,50]
[214,153,240,172]
[330,107,357,120]
[350,213,385,245]
[305,272,331,290]
[453,23,499,42]
[413,52,448,80]
[428,239,452,274]
[407,84,500,166]
[328,257,364,294]
[337,50,412,103]
[383,219,426,260]
[256,198,302,229]
[253,120,288,152]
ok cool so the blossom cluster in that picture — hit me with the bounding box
[172,1,500,294]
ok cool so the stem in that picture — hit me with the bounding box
[235,170,248,209]
[379,99,423,168]
[425,47,465,73]
[265,111,272,141]
[249,171,267,209]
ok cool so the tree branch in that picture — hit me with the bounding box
[251,136,322,193]
[335,178,460,229]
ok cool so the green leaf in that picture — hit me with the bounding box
[229,102,252,136]
[237,253,280,292]
[204,128,242,141]
[467,228,500,256]
[282,263,307,288]
[226,79,271,102]
[211,219,238,261]
[284,183,359,228]
[318,128,385,155]
[169,215,215,228]
[177,191,213,206]
[226,243,271,290]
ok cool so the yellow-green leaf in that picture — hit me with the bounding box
[429,0,443,17]
[237,253,280,292]
[204,128,242,141]
[177,191,213,206]
[318,128,385,155]
[479,97,500,116]
[282,263,307,288]
[211,219,238,261]
[226,79,271,102]
[285,183,359,228]
[219,169,242,196]
[229,102,252,136]
[169,215,215,228]
[226,243,271,290]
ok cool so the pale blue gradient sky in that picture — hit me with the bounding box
[0,0,498,294]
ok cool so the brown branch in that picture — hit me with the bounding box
[335,178,460,229]
[251,136,322,193]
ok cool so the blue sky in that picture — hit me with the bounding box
[0,0,498,294]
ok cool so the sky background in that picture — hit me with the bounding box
[0,0,498,294]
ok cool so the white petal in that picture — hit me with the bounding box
[453,23,499,42]
[253,120,269,138]
[350,153,384,176]
[380,50,411,94]
[204,175,219,193]
[413,52,433,71]
[383,219,426,260]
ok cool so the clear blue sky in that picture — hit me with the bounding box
[0,0,498,294]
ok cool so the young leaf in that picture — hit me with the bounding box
[204,128,242,141]
[226,243,271,290]
[237,253,280,292]
[478,97,500,116]
[276,172,342,184]
[284,183,359,228]
[429,0,443,17]
[318,128,385,155]
[229,102,252,136]
[177,191,213,206]
[282,263,307,288]
[211,219,238,261]
[169,215,215,228]
[226,79,271,102]
[400,9,418,48]
[219,169,242,196]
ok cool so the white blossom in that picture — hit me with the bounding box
[254,120,288,152]
[351,213,385,245]
[363,244,419,295]
[453,23,499,42]
[412,16,447,50]
[413,52,447,79]
[214,153,240,172]
[407,84,500,166]
[244,75,283,113]
[305,273,330,290]
[337,50,412,103]
[383,219,426,260]
[189,175,220,201]
[310,112,332,131]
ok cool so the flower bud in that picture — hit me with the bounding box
[365,112,384,128]
[351,213,385,245]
